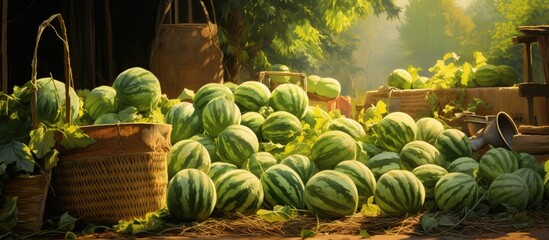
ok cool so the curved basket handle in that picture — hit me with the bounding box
[31,13,73,129]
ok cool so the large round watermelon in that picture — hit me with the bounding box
[474,64,500,87]
[327,118,366,140]
[244,152,278,178]
[415,117,444,145]
[434,172,478,212]
[165,102,204,144]
[434,129,472,162]
[447,157,479,179]
[234,81,271,112]
[215,169,264,215]
[367,151,401,179]
[216,125,259,168]
[375,112,417,152]
[240,112,266,140]
[496,65,519,87]
[304,170,359,218]
[202,96,241,137]
[487,173,529,211]
[112,67,162,112]
[167,169,216,221]
[191,134,219,162]
[334,160,376,205]
[513,168,544,207]
[280,154,318,184]
[311,131,357,170]
[399,141,444,171]
[208,162,238,184]
[193,83,234,111]
[412,164,448,198]
[306,75,320,94]
[31,77,80,125]
[261,111,302,145]
[167,139,211,180]
[387,69,413,89]
[479,147,518,182]
[315,77,341,99]
[261,164,306,209]
[84,85,118,121]
[269,84,309,119]
[374,170,425,216]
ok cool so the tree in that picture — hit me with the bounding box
[213,0,401,82]
[398,0,475,71]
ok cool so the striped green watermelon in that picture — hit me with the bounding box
[374,170,425,216]
[241,112,266,140]
[193,83,234,111]
[215,169,264,215]
[269,64,291,84]
[447,157,479,179]
[513,168,544,207]
[165,102,204,144]
[191,134,219,162]
[434,129,472,162]
[202,96,241,138]
[315,77,341,99]
[412,164,448,198]
[474,64,500,87]
[367,152,401,179]
[434,172,478,212]
[261,111,302,145]
[280,154,318,184]
[167,139,211,180]
[334,160,376,205]
[487,173,529,211]
[94,113,120,125]
[375,112,417,152]
[387,69,413,89]
[261,164,306,209]
[306,75,320,94]
[244,152,278,178]
[399,140,444,171]
[304,170,359,218]
[216,125,259,168]
[327,118,366,140]
[112,67,162,112]
[519,152,544,175]
[167,169,216,221]
[30,77,80,125]
[479,147,518,182]
[497,65,519,87]
[208,162,238,183]
[269,84,309,119]
[84,85,118,121]
[415,117,444,145]
[311,131,357,170]
[234,81,271,112]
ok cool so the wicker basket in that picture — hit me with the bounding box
[53,123,171,224]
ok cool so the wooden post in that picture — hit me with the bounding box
[105,0,114,82]
[2,0,8,93]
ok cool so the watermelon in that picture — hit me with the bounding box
[244,152,278,178]
[311,130,357,170]
[216,125,259,168]
[191,134,219,162]
[167,169,216,221]
[167,139,211,180]
[301,106,330,130]
[447,157,479,179]
[474,64,500,87]
[208,162,238,183]
[193,83,234,111]
[261,111,302,145]
[269,84,309,119]
[315,77,341,99]
[434,172,478,212]
[165,102,204,144]
[234,81,271,112]
[269,64,291,84]
[487,173,529,211]
[387,69,413,89]
[415,117,444,145]
[202,96,241,137]
[215,169,264,215]
[94,113,120,125]
[412,76,429,89]
[84,85,118,120]
[496,65,519,87]
[374,170,425,216]
[112,67,162,112]
[280,154,318,183]
[412,164,448,198]
[434,129,472,162]
[28,77,80,125]
[223,81,239,92]
[327,118,366,140]
[240,112,266,140]
[479,147,519,182]
[513,168,544,207]
[261,164,306,209]
[519,152,544,175]
[304,170,359,218]
[399,140,444,171]
[375,112,417,152]
[306,75,320,94]
[367,151,401,179]
[334,160,376,205]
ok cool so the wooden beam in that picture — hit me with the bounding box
[2,0,8,93]
[518,83,549,97]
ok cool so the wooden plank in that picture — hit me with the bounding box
[518,83,549,97]
[512,134,549,154]
[519,125,549,135]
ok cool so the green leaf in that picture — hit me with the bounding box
[28,124,56,159]
[64,231,77,240]
[300,228,316,239]
[473,51,487,68]
[420,214,439,233]
[407,65,422,81]
[0,141,35,173]
[82,223,110,234]
[58,125,95,150]
[177,88,195,102]
[57,212,78,231]
[359,229,370,238]
[256,205,298,223]
[544,160,549,173]
[360,203,380,217]
[0,196,18,232]
[509,211,532,229]
[44,149,60,172]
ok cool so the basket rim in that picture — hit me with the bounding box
[79,122,172,129]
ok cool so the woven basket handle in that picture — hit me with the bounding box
[31,13,73,129]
